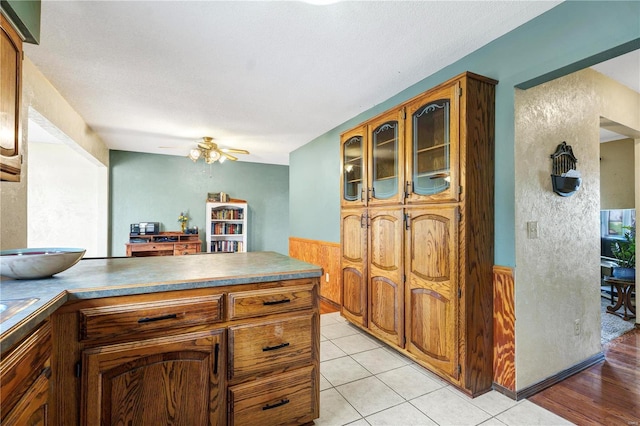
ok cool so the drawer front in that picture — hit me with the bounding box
[229,314,316,379]
[128,243,166,252]
[79,295,223,341]
[173,247,197,256]
[228,284,314,320]
[229,366,317,426]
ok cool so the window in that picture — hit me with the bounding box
[601,209,636,238]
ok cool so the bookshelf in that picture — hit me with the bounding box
[206,202,248,253]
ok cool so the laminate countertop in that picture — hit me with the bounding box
[0,251,322,354]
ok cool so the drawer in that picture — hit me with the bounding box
[128,243,169,252]
[173,247,197,256]
[229,314,316,379]
[228,284,315,320]
[79,294,223,341]
[229,366,317,426]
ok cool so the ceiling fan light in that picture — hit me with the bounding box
[218,155,226,163]
[208,150,221,162]
[188,149,201,161]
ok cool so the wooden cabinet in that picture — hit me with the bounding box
[206,202,248,253]
[125,232,202,257]
[404,83,461,204]
[340,209,367,327]
[51,277,319,425]
[0,14,23,182]
[0,321,52,425]
[340,110,405,207]
[367,208,404,347]
[82,330,225,425]
[339,72,496,396]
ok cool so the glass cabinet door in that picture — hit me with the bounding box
[367,110,404,205]
[341,126,366,206]
[405,84,459,203]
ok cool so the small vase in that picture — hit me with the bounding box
[181,222,187,233]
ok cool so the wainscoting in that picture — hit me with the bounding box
[289,237,341,307]
[493,265,516,393]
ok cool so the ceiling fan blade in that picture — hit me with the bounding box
[221,148,249,154]
[222,152,238,161]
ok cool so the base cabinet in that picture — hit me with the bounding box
[0,321,52,426]
[82,330,224,425]
[51,278,319,425]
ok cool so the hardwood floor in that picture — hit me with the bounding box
[529,327,640,425]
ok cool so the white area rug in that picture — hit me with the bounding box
[600,296,635,345]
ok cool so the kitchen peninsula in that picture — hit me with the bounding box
[0,252,322,425]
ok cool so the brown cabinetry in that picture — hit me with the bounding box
[51,277,319,425]
[340,72,496,396]
[0,14,23,182]
[0,321,52,425]
[82,329,225,425]
[125,232,201,257]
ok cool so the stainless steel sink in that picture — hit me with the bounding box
[0,298,39,323]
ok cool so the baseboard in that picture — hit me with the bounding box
[319,295,340,310]
[493,351,605,401]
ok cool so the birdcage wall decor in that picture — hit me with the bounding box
[550,141,581,197]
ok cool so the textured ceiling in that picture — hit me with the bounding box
[23,1,565,165]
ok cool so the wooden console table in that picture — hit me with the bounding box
[126,232,202,257]
[604,276,636,321]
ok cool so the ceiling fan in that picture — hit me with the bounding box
[188,137,249,164]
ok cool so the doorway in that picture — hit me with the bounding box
[27,108,108,257]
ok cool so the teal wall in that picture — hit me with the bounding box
[2,0,41,43]
[289,1,640,267]
[110,151,289,257]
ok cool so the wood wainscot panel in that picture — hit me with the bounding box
[493,265,515,393]
[289,237,340,306]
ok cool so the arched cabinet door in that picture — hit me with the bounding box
[341,209,367,326]
[367,110,405,206]
[81,329,225,426]
[404,206,459,379]
[340,126,367,207]
[368,209,404,347]
[405,82,460,204]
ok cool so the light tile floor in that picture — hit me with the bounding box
[317,312,574,426]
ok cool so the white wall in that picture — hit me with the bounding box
[27,141,107,257]
[514,68,639,390]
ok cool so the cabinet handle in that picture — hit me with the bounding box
[137,313,178,323]
[213,343,220,375]
[262,342,290,352]
[262,399,290,411]
[263,298,291,306]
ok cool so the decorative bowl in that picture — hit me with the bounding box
[0,248,86,280]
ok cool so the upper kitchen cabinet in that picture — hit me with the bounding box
[340,110,405,207]
[340,126,367,207]
[0,14,23,182]
[367,110,405,205]
[404,82,461,203]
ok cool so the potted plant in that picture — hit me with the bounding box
[611,224,635,280]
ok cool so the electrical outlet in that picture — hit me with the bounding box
[527,221,538,239]
[574,319,581,336]
[325,272,329,283]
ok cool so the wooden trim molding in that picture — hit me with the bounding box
[493,265,515,392]
[494,352,605,401]
[289,237,341,305]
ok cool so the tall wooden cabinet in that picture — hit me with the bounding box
[340,72,497,396]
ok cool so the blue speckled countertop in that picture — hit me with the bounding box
[0,251,322,354]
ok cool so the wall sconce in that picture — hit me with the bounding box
[550,141,581,197]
